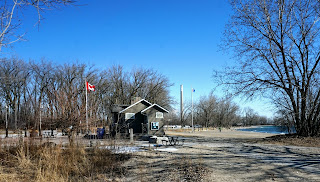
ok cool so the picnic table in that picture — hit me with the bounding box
[43,130,57,138]
[162,136,184,146]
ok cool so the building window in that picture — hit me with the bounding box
[125,113,135,120]
[151,122,159,130]
[156,112,163,118]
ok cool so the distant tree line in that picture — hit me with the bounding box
[0,57,173,132]
[167,91,269,128]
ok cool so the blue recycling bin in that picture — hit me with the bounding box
[97,128,105,139]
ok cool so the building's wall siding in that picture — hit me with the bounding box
[145,108,165,136]
[122,102,149,134]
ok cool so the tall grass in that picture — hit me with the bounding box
[0,139,130,181]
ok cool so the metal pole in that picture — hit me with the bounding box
[86,79,88,133]
[180,85,183,124]
[5,105,8,137]
[192,87,194,133]
[39,103,42,137]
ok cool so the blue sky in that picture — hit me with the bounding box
[3,0,274,117]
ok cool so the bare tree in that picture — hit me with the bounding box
[105,65,129,105]
[196,91,217,128]
[274,109,296,133]
[242,107,260,126]
[214,96,240,127]
[180,101,192,126]
[0,0,75,51]
[54,63,88,129]
[0,57,28,130]
[217,0,320,136]
[165,110,180,125]
[138,69,173,109]
[29,60,54,133]
[100,65,173,114]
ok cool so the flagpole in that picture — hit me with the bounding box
[192,87,194,133]
[86,79,88,133]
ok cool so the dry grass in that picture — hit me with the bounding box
[0,138,131,181]
[262,134,320,147]
[169,156,209,181]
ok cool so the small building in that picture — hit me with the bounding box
[111,98,169,136]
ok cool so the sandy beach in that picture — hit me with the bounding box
[166,127,277,138]
[120,128,320,182]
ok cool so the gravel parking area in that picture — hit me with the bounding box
[121,129,320,182]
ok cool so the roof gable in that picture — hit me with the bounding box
[141,104,169,113]
[119,99,152,113]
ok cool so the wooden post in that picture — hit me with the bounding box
[130,128,133,144]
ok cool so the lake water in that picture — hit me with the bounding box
[237,125,296,134]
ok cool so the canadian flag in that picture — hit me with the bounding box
[86,81,95,92]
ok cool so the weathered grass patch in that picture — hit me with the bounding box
[0,140,131,181]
